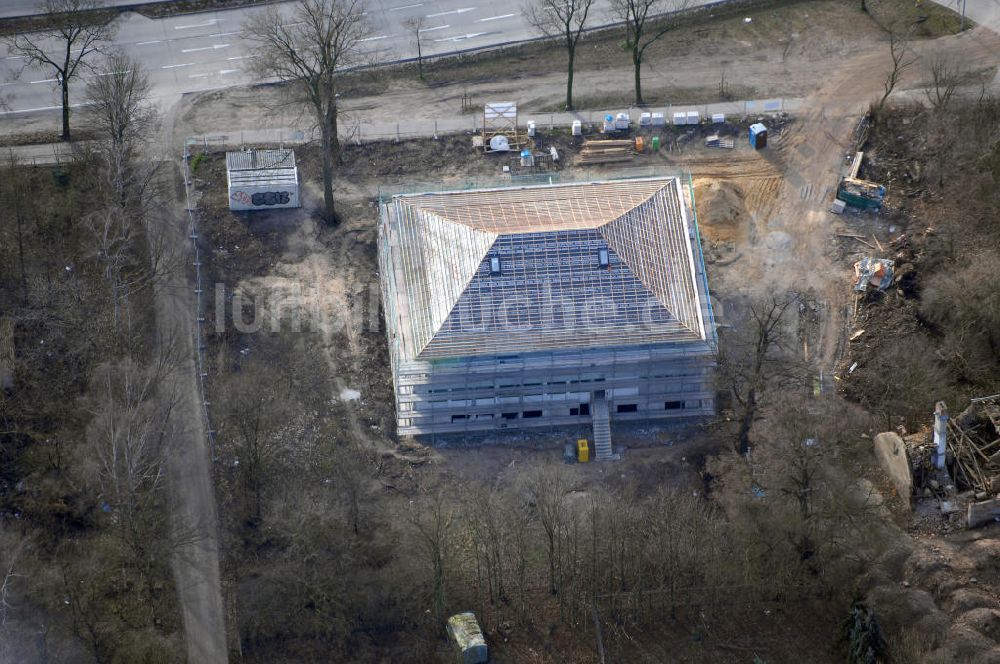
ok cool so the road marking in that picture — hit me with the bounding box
[30,78,58,84]
[434,31,487,42]
[218,68,240,75]
[418,24,450,32]
[426,7,475,17]
[0,102,84,115]
[189,73,211,79]
[360,35,389,41]
[175,19,218,29]
[209,31,241,37]
[388,3,422,10]
[5,55,25,60]
[162,63,195,69]
[181,44,230,53]
[280,21,305,27]
[226,55,251,60]
[477,12,518,21]
[135,40,161,45]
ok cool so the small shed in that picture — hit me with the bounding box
[446,612,488,664]
[225,148,300,211]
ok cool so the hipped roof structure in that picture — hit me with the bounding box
[383,177,706,360]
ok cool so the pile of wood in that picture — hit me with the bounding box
[578,139,633,165]
[948,396,1000,498]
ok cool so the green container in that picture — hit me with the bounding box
[651,135,661,151]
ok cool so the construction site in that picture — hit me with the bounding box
[2,0,1000,662]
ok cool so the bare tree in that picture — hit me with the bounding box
[0,534,28,626]
[219,362,293,525]
[924,51,966,112]
[410,490,455,624]
[402,16,428,81]
[87,340,181,553]
[0,150,33,298]
[242,0,372,224]
[85,52,158,206]
[525,0,596,110]
[876,30,915,112]
[718,294,802,456]
[520,463,571,595]
[2,0,117,141]
[611,0,688,105]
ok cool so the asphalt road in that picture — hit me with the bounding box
[1,0,995,121]
[0,0,706,117]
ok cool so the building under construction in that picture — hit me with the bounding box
[378,176,717,458]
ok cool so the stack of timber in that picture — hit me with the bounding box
[705,134,734,149]
[578,139,634,165]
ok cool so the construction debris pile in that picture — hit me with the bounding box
[903,397,1000,529]
[853,257,894,291]
[947,396,1000,498]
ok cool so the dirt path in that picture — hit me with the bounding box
[159,99,229,663]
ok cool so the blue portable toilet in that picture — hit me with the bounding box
[749,123,767,150]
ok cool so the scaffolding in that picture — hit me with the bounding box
[483,101,522,153]
[378,176,717,436]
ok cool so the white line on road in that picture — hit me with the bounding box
[418,24,450,32]
[5,55,25,60]
[189,73,211,79]
[181,44,230,53]
[135,40,162,45]
[360,35,390,41]
[388,2,422,10]
[426,7,475,17]
[434,31,488,42]
[30,78,58,84]
[0,102,84,115]
[175,19,219,29]
[218,69,240,75]
[226,55,251,60]
[162,63,195,69]
[209,31,241,37]
[477,13,518,21]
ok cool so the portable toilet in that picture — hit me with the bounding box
[686,110,700,125]
[527,120,536,138]
[749,123,768,149]
[602,114,615,133]
[712,113,725,124]
[672,112,687,126]
[651,112,665,126]
[614,112,630,130]
[571,120,582,136]
[639,112,652,126]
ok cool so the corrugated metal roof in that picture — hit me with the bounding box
[225,149,296,171]
[382,177,706,361]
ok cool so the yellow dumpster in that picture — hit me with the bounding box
[577,439,590,463]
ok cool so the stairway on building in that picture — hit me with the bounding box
[592,393,617,461]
